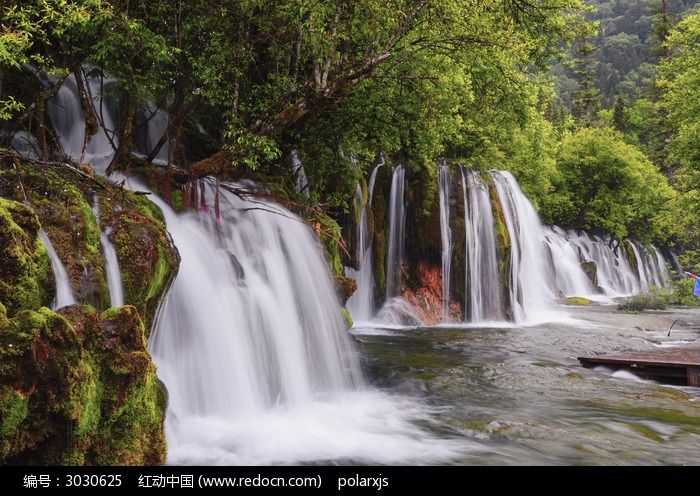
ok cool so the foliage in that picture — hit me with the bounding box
[617,286,671,312]
[668,277,700,306]
[0,305,166,464]
[548,127,676,242]
[659,11,700,267]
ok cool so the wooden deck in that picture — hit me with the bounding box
[578,348,700,387]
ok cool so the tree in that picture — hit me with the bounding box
[554,127,675,243]
[571,23,601,125]
[612,95,627,131]
[660,11,700,267]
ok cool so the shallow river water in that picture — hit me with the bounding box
[351,306,700,465]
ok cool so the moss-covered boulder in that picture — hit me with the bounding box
[0,305,166,465]
[580,260,600,290]
[489,178,514,320]
[0,164,107,309]
[562,296,596,306]
[1,160,178,331]
[0,198,53,315]
[99,191,178,332]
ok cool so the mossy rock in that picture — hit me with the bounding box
[99,189,178,333]
[0,197,53,315]
[0,305,166,465]
[580,261,599,289]
[0,164,108,309]
[562,296,596,306]
[488,178,514,320]
[1,161,179,331]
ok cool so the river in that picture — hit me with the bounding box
[352,306,700,465]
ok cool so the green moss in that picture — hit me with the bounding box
[0,389,28,438]
[563,296,596,306]
[488,179,513,318]
[0,302,6,327]
[0,197,52,315]
[341,307,353,329]
[145,248,171,303]
[103,194,177,332]
[170,189,186,212]
[628,423,664,442]
[0,306,167,465]
[605,405,700,430]
[370,169,388,296]
[0,164,109,309]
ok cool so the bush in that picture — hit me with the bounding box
[617,286,671,312]
[668,278,700,307]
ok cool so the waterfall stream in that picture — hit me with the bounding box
[438,163,452,319]
[38,230,76,310]
[92,198,124,307]
[47,71,119,169]
[345,162,383,323]
[19,71,677,464]
[147,180,455,464]
[490,171,556,322]
[385,165,406,300]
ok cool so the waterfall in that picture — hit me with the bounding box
[545,229,670,297]
[627,241,650,291]
[367,159,383,205]
[460,168,504,322]
[47,71,119,170]
[543,226,596,297]
[385,165,406,299]
[290,150,309,197]
[38,230,76,310]
[150,181,362,415]
[491,171,554,322]
[346,162,383,323]
[134,102,171,165]
[100,229,124,307]
[146,180,453,464]
[36,74,461,464]
[91,198,124,307]
[438,163,452,319]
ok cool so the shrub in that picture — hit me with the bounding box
[617,286,671,312]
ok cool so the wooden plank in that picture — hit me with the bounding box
[578,348,700,369]
[578,347,700,387]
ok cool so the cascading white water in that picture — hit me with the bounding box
[367,159,383,205]
[148,180,456,464]
[653,247,671,287]
[544,228,670,297]
[47,71,119,169]
[150,181,362,414]
[33,71,466,464]
[91,198,124,307]
[346,162,383,323]
[38,230,76,310]
[460,168,504,322]
[385,165,406,299]
[100,229,124,307]
[543,226,596,297]
[627,241,650,291]
[290,150,309,197]
[630,241,668,289]
[134,102,171,165]
[491,171,555,322]
[438,163,452,319]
